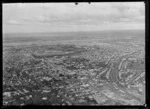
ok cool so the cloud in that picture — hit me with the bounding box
[111,2,145,23]
[4,2,145,25]
[32,2,144,25]
[3,2,145,33]
[6,19,21,25]
[22,17,34,21]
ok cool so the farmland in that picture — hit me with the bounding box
[3,30,145,105]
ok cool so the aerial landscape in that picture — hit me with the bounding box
[3,3,145,106]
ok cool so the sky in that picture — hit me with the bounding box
[3,2,145,33]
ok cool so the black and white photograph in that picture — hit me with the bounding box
[3,2,145,106]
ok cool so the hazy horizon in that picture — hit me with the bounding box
[3,29,145,34]
[3,29,145,38]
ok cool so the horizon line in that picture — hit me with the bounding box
[3,29,145,35]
